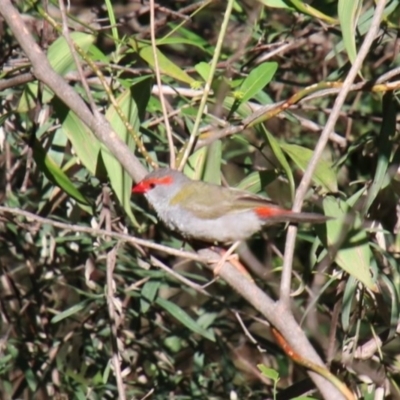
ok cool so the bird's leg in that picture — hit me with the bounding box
[211,241,242,276]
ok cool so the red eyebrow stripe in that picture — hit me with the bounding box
[254,207,292,218]
[132,175,173,193]
[142,176,173,186]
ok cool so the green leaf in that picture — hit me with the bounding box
[203,140,222,184]
[256,0,291,8]
[103,87,140,226]
[48,32,95,76]
[194,61,211,82]
[257,364,280,381]
[24,368,38,392]
[262,128,295,200]
[236,170,279,194]
[338,0,362,69]
[51,301,88,323]
[341,276,358,332]
[184,146,208,180]
[322,196,376,290]
[140,280,161,314]
[280,143,338,192]
[41,32,95,103]
[156,297,215,342]
[156,37,207,51]
[380,274,399,340]
[138,44,195,85]
[326,1,396,61]
[54,98,101,176]
[130,77,152,123]
[33,138,90,206]
[239,62,278,104]
[286,0,338,24]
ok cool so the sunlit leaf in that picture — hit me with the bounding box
[51,301,88,323]
[104,87,141,226]
[239,62,278,104]
[281,143,338,192]
[338,0,362,69]
[262,128,295,200]
[54,98,101,176]
[138,44,195,85]
[322,196,376,290]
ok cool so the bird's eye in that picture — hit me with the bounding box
[149,182,156,189]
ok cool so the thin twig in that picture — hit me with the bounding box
[149,0,175,168]
[106,246,126,400]
[177,0,235,170]
[0,205,204,262]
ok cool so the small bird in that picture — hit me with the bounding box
[132,168,328,244]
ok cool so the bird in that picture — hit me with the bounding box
[132,168,329,275]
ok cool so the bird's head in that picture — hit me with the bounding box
[132,168,189,205]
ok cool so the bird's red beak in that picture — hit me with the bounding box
[132,181,148,194]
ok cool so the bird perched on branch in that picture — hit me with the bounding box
[133,168,328,274]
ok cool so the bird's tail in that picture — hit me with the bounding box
[255,207,330,226]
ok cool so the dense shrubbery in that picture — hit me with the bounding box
[0,1,400,399]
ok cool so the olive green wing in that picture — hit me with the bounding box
[169,181,279,219]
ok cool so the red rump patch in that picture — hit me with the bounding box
[132,176,173,193]
[254,206,292,218]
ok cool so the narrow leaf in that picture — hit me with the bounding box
[48,32,95,76]
[138,45,195,85]
[140,280,161,314]
[156,297,215,342]
[338,0,362,68]
[281,143,338,192]
[239,62,278,104]
[103,88,140,226]
[54,98,101,176]
[322,196,375,290]
[33,139,90,205]
[51,301,88,323]
[262,128,295,200]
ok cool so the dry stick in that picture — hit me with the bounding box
[0,72,35,90]
[0,205,204,262]
[149,0,176,169]
[0,3,346,398]
[197,248,346,400]
[271,327,355,400]
[149,256,212,297]
[106,246,127,400]
[0,205,212,302]
[279,0,387,306]
[101,188,126,400]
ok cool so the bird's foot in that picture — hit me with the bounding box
[210,250,239,276]
[209,242,253,281]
